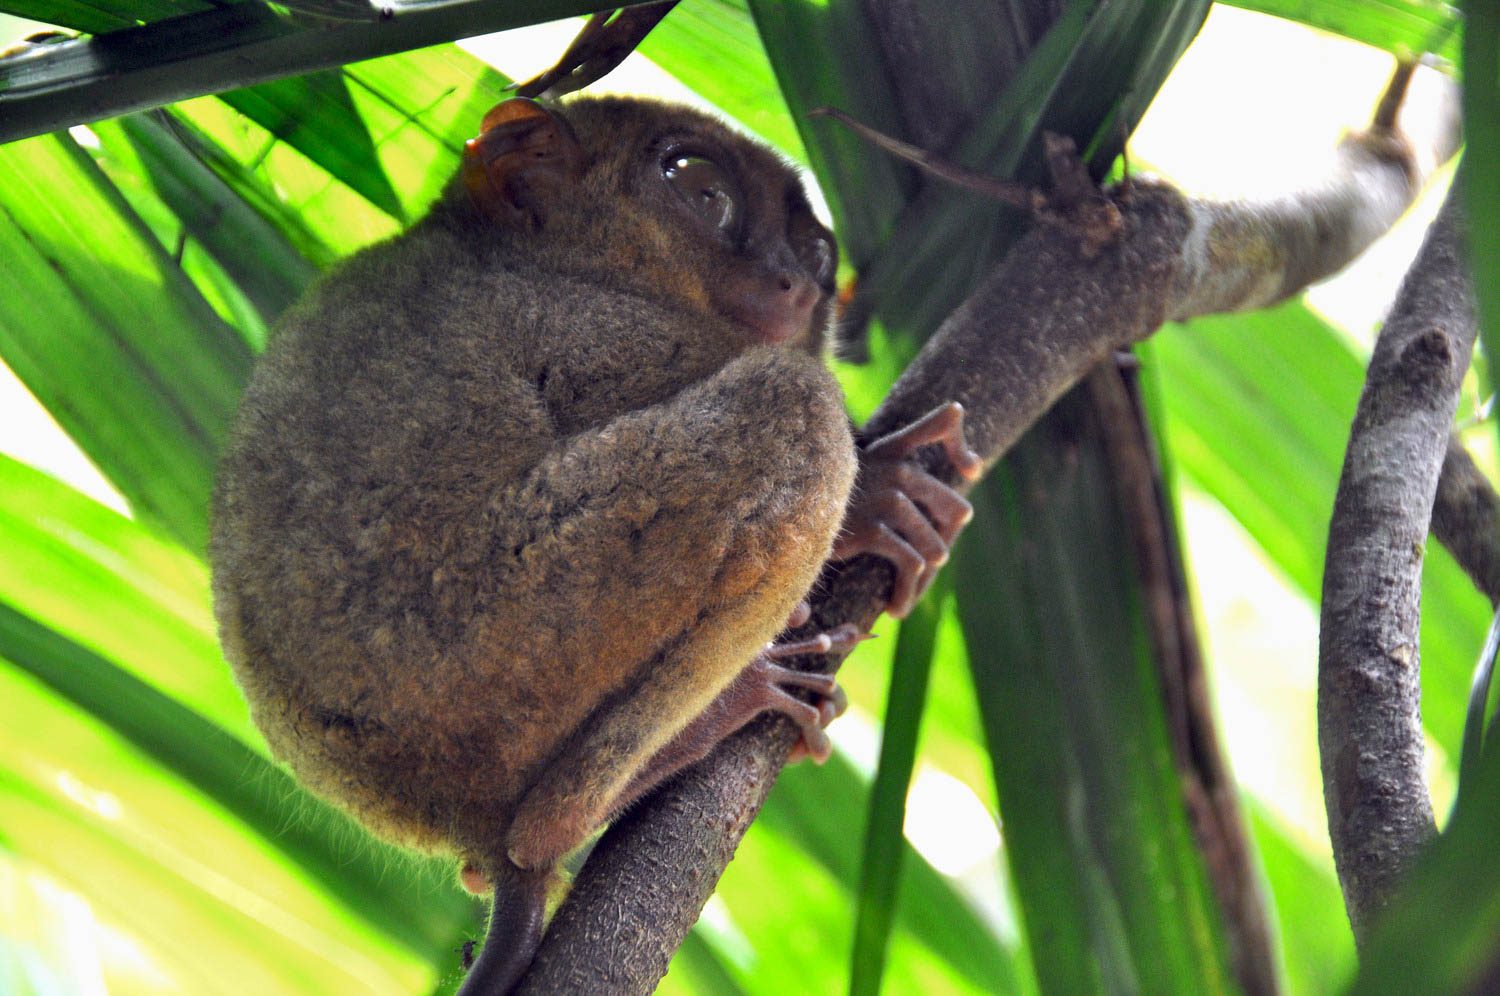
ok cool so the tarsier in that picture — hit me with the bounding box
[211,95,978,993]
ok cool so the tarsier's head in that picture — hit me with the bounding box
[458,96,839,352]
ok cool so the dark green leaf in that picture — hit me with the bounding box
[827,0,1103,343]
[1352,732,1500,992]
[1465,3,1500,467]
[1460,609,1500,803]
[954,387,1233,994]
[746,0,916,265]
[0,0,196,33]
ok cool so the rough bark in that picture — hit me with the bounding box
[518,94,1448,993]
[1318,191,1476,945]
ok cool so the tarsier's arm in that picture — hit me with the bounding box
[453,345,854,996]
[475,346,855,872]
[490,372,979,873]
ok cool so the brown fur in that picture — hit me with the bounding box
[210,96,855,891]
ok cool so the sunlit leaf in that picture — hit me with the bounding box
[1145,304,1491,759]
[849,586,943,996]
[761,754,1025,993]
[0,603,477,957]
[220,72,405,221]
[1245,803,1355,993]
[640,0,806,162]
[1224,0,1460,63]
[0,666,449,995]
[0,131,250,552]
[99,112,320,325]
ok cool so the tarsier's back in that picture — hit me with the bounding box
[210,95,855,873]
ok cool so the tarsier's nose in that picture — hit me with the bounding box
[718,267,820,345]
[782,272,819,312]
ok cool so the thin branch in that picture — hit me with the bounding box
[1318,189,1475,944]
[521,69,1456,993]
[1433,437,1500,605]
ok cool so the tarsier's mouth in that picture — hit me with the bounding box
[730,312,811,346]
[721,275,820,345]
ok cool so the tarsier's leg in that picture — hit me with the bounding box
[834,402,983,617]
[496,348,857,871]
[608,623,864,814]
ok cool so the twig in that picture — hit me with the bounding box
[511,2,678,101]
[1318,189,1475,944]
[807,106,1041,212]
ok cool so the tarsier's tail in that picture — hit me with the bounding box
[456,865,550,995]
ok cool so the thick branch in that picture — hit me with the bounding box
[1163,131,1420,321]
[1318,191,1476,944]
[522,84,1454,996]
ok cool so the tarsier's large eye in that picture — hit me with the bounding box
[663,154,743,235]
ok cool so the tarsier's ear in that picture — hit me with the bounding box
[462,98,586,231]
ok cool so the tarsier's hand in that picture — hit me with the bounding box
[833,402,982,618]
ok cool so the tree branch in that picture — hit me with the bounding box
[1433,437,1500,605]
[1318,190,1476,944]
[521,72,1455,995]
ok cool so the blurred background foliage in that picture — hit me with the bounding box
[0,0,1496,993]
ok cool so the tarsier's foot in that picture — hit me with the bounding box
[833,402,982,618]
[763,623,862,763]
